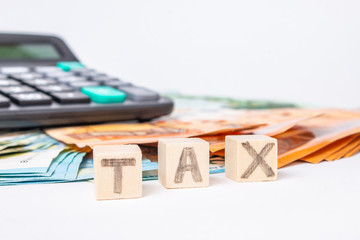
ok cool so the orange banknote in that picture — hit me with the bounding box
[46,121,249,148]
[46,108,322,148]
[301,134,359,163]
[276,109,360,167]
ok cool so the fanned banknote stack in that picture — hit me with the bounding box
[1,95,360,185]
[0,130,165,185]
[0,130,87,185]
[46,107,360,173]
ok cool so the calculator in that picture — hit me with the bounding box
[0,33,173,129]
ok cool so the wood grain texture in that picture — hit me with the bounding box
[225,135,277,182]
[158,138,209,189]
[93,145,142,200]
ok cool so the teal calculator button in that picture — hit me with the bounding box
[57,62,85,72]
[81,86,126,103]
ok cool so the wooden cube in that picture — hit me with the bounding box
[225,135,277,182]
[158,138,209,189]
[93,145,142,200]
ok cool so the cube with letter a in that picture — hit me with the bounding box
[225,135,277,182]
[93,145,142,200]
[158,138,209,189]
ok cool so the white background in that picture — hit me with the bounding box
[1,1,360,239]
[1,0,360,107]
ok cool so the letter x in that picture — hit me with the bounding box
[101,158,136,194]
[241,142,275,179]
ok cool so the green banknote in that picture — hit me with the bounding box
[166,93,297,109]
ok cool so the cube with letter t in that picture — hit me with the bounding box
[93,145,142,200]
[158,138,209,189]
[225,135,277,182]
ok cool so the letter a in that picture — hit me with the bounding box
[174,147,203,183]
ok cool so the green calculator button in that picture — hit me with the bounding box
[57,61,85,72]
[81,86,126,103]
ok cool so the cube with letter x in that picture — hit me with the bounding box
[158,138,209,189]
[93,145,142,200]
[225,135,277,182]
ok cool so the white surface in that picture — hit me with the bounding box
[1,0,360,108]
[0,155,360,240]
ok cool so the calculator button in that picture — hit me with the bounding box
[10,92,52,106]
[70,68,93,75]
[25,78,58,86]
[0,67,30,74]
[33,66,62,73]
[69,81,99,89]
[38,85,74,93]
[118,86,159,102]
[0,79,21,87]
[90,76,118,82]
[0,86,36,94]
[10,73,44,81]
[0,95,10,108]
[45,71,73,79]
[105,80,132,88]
[51,91,91,104]
[57,76,87,83]
[57,61,84,72]
[81,86,126,103]
[80,71,106,79]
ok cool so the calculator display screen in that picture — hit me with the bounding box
[0,43,61,60]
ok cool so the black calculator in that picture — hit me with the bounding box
[0,33,173,129]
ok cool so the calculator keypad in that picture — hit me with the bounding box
[0,66,161,108]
